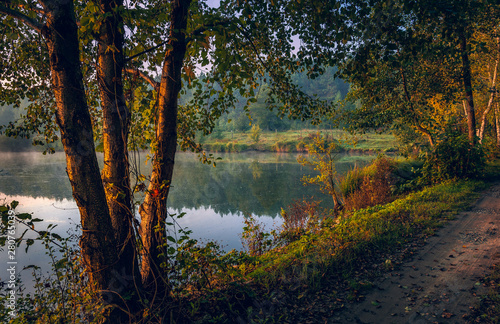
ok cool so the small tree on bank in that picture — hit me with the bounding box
[297,133,343,213]
[249,124,262,143]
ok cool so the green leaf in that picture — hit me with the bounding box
[11,201,19,210]
[17,213,32,220]
[25,239,34,253]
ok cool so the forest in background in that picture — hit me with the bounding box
[0,66,352,152]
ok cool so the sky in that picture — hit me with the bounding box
[207,0,221,8]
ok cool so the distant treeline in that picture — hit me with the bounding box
[0,66,351,152]
[180,66,353,134]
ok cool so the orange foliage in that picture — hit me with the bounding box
[342,157,395,211]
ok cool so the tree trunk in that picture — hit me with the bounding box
[96,0,142,315]
[40,0,131,320]
[332,191,343,213]
[139,0,192,296]
[460,31,476,145]
[496,102,500,148]
[479,38,500,144]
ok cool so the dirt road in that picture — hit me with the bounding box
[330,183,500,324]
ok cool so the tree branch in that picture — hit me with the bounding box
[400,67,434,147]
[0,5,44,33]
[124,67,159,90]
[17,3,46,15]
[234,23,270,72]
[125,40,170,62]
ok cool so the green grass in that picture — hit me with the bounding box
[201,129,398,153]
[246,179,486,289]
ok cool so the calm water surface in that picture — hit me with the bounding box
[0,151,373,286]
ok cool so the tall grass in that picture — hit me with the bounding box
[339,156,396,211]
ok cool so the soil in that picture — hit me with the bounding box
[329,182,500,324]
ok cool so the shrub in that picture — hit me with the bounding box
[249,125,261,143]
[340,156,396,211]
[210,142,225,152]
[211,128,224,140]
[296,140,307,152]
[272,140,296,152]
[338,165,364,198]
[279,199,322,242]
[240,215,277,256]
[420,133,485,183]
[480,135,500,161]
[226,142,235,152]
[297,133,344,212]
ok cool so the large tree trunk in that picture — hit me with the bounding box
[460,31,477,145]
[139,0,192,296]
[96,0,142,315]
[40,0,134,321]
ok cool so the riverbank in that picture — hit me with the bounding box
[201,129,398,153]
[173,162,500,323]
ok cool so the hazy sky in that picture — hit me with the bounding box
[207,0,220,8]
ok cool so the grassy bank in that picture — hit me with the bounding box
[249,180,484,284]
[201,129,398,153]
[180,177,489,323]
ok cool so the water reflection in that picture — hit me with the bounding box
[0,151,374,290]
[0,151,373,250]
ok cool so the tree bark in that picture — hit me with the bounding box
[39,0,131,319]
[96,0,142,316]
[479,38,499,144]
[496,102,500,147]
[139,0,192,295]
[460,31,477,145]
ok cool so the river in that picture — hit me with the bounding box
[0,151,373,288]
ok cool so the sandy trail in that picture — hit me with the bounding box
[330,183,500,324]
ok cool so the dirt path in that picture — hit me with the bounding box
[330,183,500,324]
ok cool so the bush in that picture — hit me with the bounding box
[279,199,322,243]
[226,142,235,152]
[296,140,307,152]
[272,140,296,152]
[340,156,396,211]
[249,125,261,143]
[241,215,277,256]
[420,133,485,183]
[480,135,500,161]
